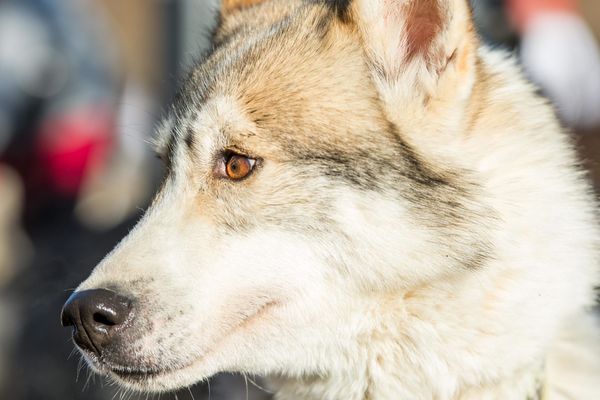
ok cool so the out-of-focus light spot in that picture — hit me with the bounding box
[0,6,69,98]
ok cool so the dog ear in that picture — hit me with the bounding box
[348,0,478,100]
[221,0,266,14]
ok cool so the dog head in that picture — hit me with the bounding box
[62,0,490,392]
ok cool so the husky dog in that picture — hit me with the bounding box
[61,0,600,398]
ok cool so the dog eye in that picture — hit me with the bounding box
[225,154,256,180]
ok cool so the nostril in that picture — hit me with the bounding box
[93,312,116,327]
[61,288,133,355]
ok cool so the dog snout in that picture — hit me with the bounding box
[61,289,133,356]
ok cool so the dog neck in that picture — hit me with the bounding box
[269,279,548,400]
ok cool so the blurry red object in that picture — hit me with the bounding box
[507,0,579,31]
[35,106,114,197]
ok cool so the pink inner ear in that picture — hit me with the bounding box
[402,0,444,62]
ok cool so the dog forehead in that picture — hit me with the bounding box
[155,95,253,158]
[189,96,256,148]
[159,22,383,156]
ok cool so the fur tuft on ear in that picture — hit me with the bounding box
[350,0,477,88]
[221,0,267,14]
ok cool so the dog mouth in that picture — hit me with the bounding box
[76,347,179,384]
[85,299,281,386]
[82,354,176,383]
[107,365,172,382]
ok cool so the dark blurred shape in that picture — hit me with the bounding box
[0,165,29,394]
[472,0,518,46]
[0,0,119,206]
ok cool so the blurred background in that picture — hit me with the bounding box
[0,0,599,399]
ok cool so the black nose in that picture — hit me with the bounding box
[61,289,133,356]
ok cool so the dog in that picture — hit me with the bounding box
[61,0,600,398]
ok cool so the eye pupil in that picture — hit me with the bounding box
[225,154,253,180]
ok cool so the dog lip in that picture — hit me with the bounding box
[85,355,179,381]
[107,364,174,381]
[111,368,162,378]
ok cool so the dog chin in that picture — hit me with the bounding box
[81,352,201,393]
[108,367,185,392]
[105,362,204,393]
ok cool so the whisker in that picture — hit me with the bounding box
[67,347,78,360]
[247,376,273,394]
[76,357,85,382]
[187,386,196,400]
[82,368,94,391]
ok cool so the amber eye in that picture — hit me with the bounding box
[225,154,255,180]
